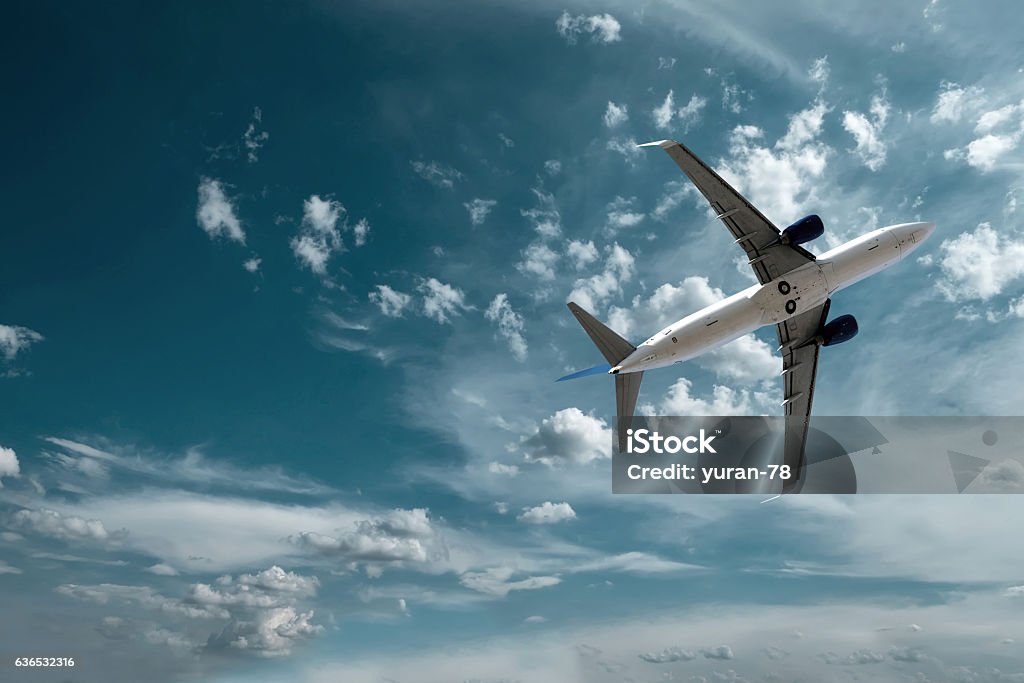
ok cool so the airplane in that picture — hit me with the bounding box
[559,139,935,493]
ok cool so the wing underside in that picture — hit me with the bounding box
[641,139,816,284]
[776,299,831,493]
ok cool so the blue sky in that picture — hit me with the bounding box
[3,1,1024,681]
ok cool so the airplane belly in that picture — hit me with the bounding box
[752,263,830,324]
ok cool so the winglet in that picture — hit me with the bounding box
[637,140,675,148]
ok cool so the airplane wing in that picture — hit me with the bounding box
[775,299,831,493]
[640,140,815,285]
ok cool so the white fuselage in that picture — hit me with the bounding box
[613,222,935,374]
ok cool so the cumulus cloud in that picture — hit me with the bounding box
[242,257,261,274]
[567,239,599,270]
[196,178,245,244]
[555,11,622,44]
[0,446,21,484]
[658,56,677,70]
[544,159,562,176]
[460,566,562,597]
[717,100,830,225]
[935,223,1024,301]
[485,293,528,361]
[206,606,322,656]
[604,101,629,128]
[418,278,468,324]
[931,81,985,124]
[368,284,413,317]
[290,508,437,573]
[605,196,645,233]
[12,507,115,543]
[661,378,775,415]
[517,501,576,524]
[607,136,643,165]
[568,243,634,312]
[290,195,345,275]
[521,188,561,238]
[517,242,560,281]
[0,324,43,361]
[842,90,891,171]
[653,90,675,130]
[464,198,497,226]
[521,408,611,466]
[147,563,179,576]
[352,218,370,247]
[639,647,697,663]
[410,160,463,189]
[808,56,830,85]
[702,645,735,660]
[243,106,269,163]
[677,94,708,133]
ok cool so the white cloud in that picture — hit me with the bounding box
[196,178,245,244]
[544,159,562,176]
[290,195,345,275]
[930,81,985,124]
[0,324,43,361]
[0,560,21,575]
[352,218,370,247]
[965,133,1020,171]
[603,101,629,128]
[717,101,830,225]
[369,284,413,317]
[520,408,611,466]
[568,243,635,312]
[146,563,179,576]
[702,645,735,660]
[976,101,1023,133]
[677,94,707,133]
[657,56,676,70]
[640,646,697,663]
[555,11,622,44]
[243,106,269,163]
[0,446,21,484]
[653,89,675,130]
[721,80,748,114]
[842,91,891,171]
[517,501,577,525]
[485,293,528,361]
[498,132,514,148]
[290,509,436,569]
[459,566,562,597]
[242,257,261,273]
[464,198,497,226]
[566,239,599,270]
[808,56,830,84]
[12,507,114,543]
[521,188,561,238]
[418,278,468,324]
[607,136,643,165]
[410,160,463,188]
[605,196,645,232]
[891,42,907,52]
[935,223,1024,301]
[517,242,560,281]
[488,462,519,477]
[57,583,227,620]
[661,377,773,415]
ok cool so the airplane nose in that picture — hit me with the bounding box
[914,222,936,242]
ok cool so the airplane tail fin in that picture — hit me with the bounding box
[565,302,643,452]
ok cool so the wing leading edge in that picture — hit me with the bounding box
[775,299,831,493]
[639,139,816,285]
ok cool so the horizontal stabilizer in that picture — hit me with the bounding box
[566,302,635,365]
[557,363,613,382]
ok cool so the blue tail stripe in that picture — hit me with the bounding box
[556,362,612,382]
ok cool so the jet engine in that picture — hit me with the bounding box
[781,214,824,245]
[821,314,858,346]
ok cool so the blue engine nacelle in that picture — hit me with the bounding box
[821,314,858,346]
[782,214,824,245]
